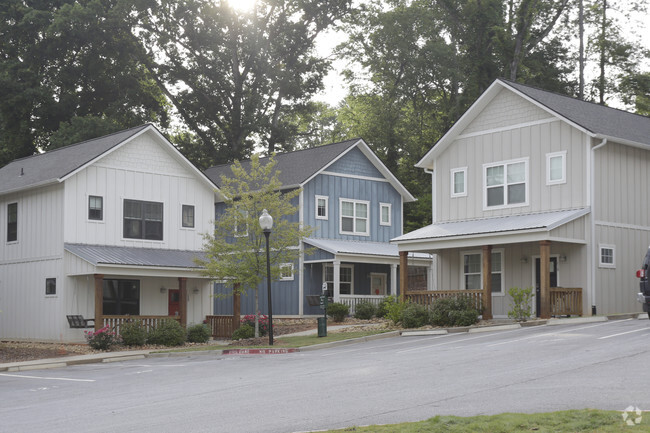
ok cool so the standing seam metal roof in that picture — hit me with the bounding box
[65,243,207,269]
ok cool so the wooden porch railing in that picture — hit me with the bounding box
[339,295,386,315]
[406,290,484,312]
[102,315,181,334]
[550,287,583,316]
[205,315,239,339]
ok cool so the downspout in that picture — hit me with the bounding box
[590,138,607,315]
[298,188,304,317]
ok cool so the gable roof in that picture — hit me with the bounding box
[417,79,650,168]
[204,138,416,202]
[0,124,218,196]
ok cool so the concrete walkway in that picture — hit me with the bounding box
[1,314,644,372]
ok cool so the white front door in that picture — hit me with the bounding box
[370,273,387,296]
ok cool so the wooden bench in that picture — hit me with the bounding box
[66,315,95,329]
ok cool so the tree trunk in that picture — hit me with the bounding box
[579,0,585,99]
[599,0,607,105]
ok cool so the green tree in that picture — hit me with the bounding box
[131,0,350,165]
[196,155,312,337]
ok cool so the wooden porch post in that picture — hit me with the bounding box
[178,277,188,328]
[399,251,408,303]
[482,246,493,320]
[93,274,104,331]
[233,282,241,331]
[540,241,551,319]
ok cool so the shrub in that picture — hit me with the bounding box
[354,302,377,320]
[430,296,480,327]
[377,295,397,318]
[241,314,269,336]
[147,320,186,346]
[232,323,254,340]
[327,302,349,322]
[85,325,120,351]
[400,303,430,328]
[119,321,147,347]
[507,286,534,322]
[187,323,211,343]
[386,299,408,325]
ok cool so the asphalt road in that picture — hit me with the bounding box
[1,318,649,433]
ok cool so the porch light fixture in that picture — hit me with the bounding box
[192,287,200,294]
[160,287,167,293]
[259,209,274,345]
[520,255,528,264]
[560,255,567,262]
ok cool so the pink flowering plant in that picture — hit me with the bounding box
[241,313,270,336]
[84,325,121,351]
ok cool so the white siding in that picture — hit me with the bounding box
[436,114,588,222]
[62,134,214,250]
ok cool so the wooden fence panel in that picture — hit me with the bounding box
[550,287,582,316]
[206,315,237,339]
[406,290,484,312]
[102,315,181,334]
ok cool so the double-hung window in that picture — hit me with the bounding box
[323,264,353,296]
[280,263,294,281]
[451,167,467,197]
[234,208,248,237]
[546,151,566,185]
[380,203,391,226]
[123,199,163,240]
[484,158,528,209]
[315,195,328,220]
[182,205,195,228]
[462,250,504,294]
[7,202,17,242]
[340,199,369,236]
[103,279,140,315]
[88,196,103,221]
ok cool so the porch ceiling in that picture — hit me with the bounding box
[391,208,589,252]
[65,243,210,278]
[304,238,432,265]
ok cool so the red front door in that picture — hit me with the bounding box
[168,289,181,316]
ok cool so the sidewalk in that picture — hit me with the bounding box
[1,314,644,372]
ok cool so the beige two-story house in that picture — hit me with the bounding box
[392,79,650,318]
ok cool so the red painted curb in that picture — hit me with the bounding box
[222,348,299,355]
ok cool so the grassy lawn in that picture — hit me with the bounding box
[323,410,650,432]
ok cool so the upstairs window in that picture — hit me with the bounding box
[7,202,17,242]
[234,208,248,237]
[46,278,57,295]
[380,203,391,226]
[315,195,328,220]
[451,167,467,197]
[182,205,195,228]
[546,151,566,185]
[123,200,163,240]
[484,158,528,209]
[88,196,103,221]
[340,199,369,236]
[280,263,294,281]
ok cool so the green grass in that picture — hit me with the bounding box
[324,410,650,432]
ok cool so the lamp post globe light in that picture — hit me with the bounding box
[259,209,274,345]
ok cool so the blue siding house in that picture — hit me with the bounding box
[204,139,433,317]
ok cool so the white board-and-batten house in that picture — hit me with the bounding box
[392,79,650,318]
[0,124,218,342]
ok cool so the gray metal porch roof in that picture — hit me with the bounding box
[304,238,431,259]
[392,208,590,243]
[65,243,207,269]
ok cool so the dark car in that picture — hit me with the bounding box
[636,246,650,319]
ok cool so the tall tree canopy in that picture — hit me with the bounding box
[0,0,168,166]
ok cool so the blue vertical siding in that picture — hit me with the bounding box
[214,275,300,316]
[327,147,384,177]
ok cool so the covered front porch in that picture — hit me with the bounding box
[303,238,433,315]
[64,244,212,337]
[392,209,590,319]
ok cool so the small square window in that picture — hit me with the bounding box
[89,196,103,221]
[599,244,615,268]
[182,205,195,228]
[451,167,467,197]
[280,263,294,281]
[46,278,56,295]
[315,195,328,220]
[380,203,391,226]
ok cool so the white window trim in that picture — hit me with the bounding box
[483,157,529,210]
[315,195,329,220]
[339,198,370,236]
[280,263,294,281]
[451,167,467,198]
[324,263,355,295]
[87,195,104,223]
[598,244,616,268]
[379,202,391,226]
[181,204,196,229]
[370,272,387,296]
[546,151,567,185]
[460,249,505,295]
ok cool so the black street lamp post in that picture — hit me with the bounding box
[259,209,274,345]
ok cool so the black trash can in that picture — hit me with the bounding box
[317,317,327,337]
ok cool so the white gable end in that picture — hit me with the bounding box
[461,88,555,136]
